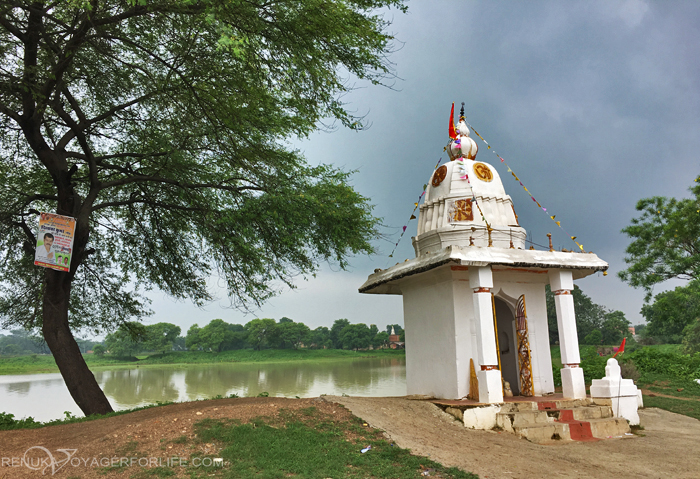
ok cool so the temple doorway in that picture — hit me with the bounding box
[494,297,520,396]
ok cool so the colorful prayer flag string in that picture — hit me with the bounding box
[388,157,443,259]
[463,119,585,252]
[455,158,491,228]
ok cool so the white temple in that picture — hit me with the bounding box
[360,105,608,403]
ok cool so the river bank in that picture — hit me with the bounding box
[0,348,406,375]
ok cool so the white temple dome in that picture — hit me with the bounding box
[447,120,478,161]
[412,106,527,255]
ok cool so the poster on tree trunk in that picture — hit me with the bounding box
[34,212,77,272]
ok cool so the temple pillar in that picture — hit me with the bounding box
[469,266,503,403]
[549,269,586,399]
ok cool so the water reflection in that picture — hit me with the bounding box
[0,357,405,421]
[100,368,180,407]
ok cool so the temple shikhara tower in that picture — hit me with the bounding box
[360,104,608,404]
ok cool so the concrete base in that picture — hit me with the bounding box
[477,369,504,403]
[463,405,501,429]
[561,367,586,399]
[590,358,641,425]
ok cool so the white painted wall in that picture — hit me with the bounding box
[401,268,461,398]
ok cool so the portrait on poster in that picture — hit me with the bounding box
[34,212,76,272]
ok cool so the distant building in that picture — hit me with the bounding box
[388,326,405,349]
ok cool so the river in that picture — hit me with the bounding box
[0,357,406,422]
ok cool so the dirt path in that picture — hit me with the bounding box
[326,396,700,479]
[1,396,699,478]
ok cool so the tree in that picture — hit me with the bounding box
[545,285,629,345]
[185,319,239,352]
[309,326,331,349]
[340,323,372,350]
[0,0,405,415]
[185,324,204,351]
[219,323,248,351]
[583,329,602,346]
[104,322,146,357]
[372,331,389,349]
[640,281,700,343]
[275,320,310,349]
[682,318,700,354]
[330,319,350,349]
[143,322,181,354]
[92,344,105,356]
[546,285,606,344]
[600,310,630,346]
[619,176,700,299]
[245,318,277,350]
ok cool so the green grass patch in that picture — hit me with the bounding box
[0,401,175,431]
[193,408,477,479]
[0,348,406,375]
[643,395,700,421]
[638,373,700,399]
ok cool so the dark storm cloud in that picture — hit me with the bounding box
[147,0,698,331]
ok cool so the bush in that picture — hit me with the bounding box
[626,347,700,379]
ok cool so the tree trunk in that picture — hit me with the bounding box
[41,268,114,416]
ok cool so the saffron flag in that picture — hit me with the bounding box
[448,103,457,139]
[612,338,626,358]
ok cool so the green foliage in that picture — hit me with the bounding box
[330,319,351,349]
[104,322,147,357]
[579,346,608,384]
[245,318,278,351]
[626,347,700,379]
[274,320,311,349]
[640,280,700,343]
[583,329,602,345]
[0,329,48,355]
[187,319,249,352]
[309,326,331,349]
[546,285,630,345]
[682,318,700,354]
[92,344,105,356]
[143,322,181,354]
[373,331,390,348]
[340,323,372,350]
[619,175,700,299]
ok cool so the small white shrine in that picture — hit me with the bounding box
[360,105,608,403]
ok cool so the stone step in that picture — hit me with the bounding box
[551,405,614,421]
[588,417,630,439]
[512,422,571,444]
[496,410,551,431]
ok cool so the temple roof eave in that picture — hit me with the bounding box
[359,245,609,295]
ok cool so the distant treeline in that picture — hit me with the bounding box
[94,318,405,357]
[0,329,98,356]
[0,318,405,357]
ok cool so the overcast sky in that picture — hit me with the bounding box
[136,1,700,335]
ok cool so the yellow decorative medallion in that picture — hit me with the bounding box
[473,162,493,182]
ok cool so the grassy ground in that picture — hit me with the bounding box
[642,396,700,421]
[180,406,477,479]
[0,348,406,375]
